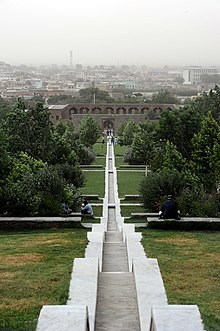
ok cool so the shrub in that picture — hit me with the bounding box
[139,170,185,212]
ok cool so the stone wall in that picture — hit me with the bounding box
[49,103,176,134]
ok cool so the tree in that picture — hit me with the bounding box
[191,112,220,191]
[191,85,220,122]
[78,88,114,103]
[122,120,139,146]
[156,107,202,159]
[79,115,101,147]
[152,90,179,104]
[162,141,185,172]
[5,101,53,162]
[126,121,156,164]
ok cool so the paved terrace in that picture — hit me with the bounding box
[35,144,205,330]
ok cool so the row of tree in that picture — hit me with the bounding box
[0,99,101,216]
[118,85,220,216]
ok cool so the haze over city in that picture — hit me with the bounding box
[1,0,220,67]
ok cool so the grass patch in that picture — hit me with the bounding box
[117,171,145,198]
[115,156,127,167]
[93,142,107,156]
[140,229,220,331]
[81,217,100,224]
[120,205,146,217]
[0,228,88,330]
[81,170,105,198]
[92,157,106,167]
[114,144,127,156]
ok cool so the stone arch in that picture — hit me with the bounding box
[141,107,149,114]
[79,107,89,114]
[153,107,163,119]
[69,107,78,118]
[165,107,173,111]
[128,107,139,114]
[91,106,102,114]
[106,107,114,115]
[116,107,126,115]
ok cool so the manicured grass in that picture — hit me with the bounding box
[115,156,127,167]
[0,228,88,330]
[92,205,102,217]
[117,171,145,198]
[140,229,220,331]
[114,144,127,156]
[92,157,106,167]
[120,205,146,217]
[81,170,105,198]
[93,142,107,156]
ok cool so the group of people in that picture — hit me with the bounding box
[62,200,93,215]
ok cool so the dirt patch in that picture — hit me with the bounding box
[21,237,71,247]
[1,253,43,267]
[0,298,47,311]
[0,271,17,278]
[155,237,199,245]
[207,253,220,264]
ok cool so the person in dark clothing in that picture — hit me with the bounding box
[159,195,180,219]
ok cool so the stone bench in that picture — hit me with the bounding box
[151,305,205,331]
[65,212,95,219]
[131,213,158,218]
[36,305,89,331]
[124,195,143,200]
[147,217,220,231]
[0,217,82,230]
[81,194,100,200]
[119,165,145,168]
[80,165,104,169]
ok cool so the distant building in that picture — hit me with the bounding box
[183,67,218,85]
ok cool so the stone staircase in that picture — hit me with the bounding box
[36,142,205,331]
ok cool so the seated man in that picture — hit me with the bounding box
[81,200,93,215]
[62,202,72,214]
[159,195,180,220]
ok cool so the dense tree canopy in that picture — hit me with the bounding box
[0,98,101,216]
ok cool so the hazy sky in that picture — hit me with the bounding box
[1,0,220,67]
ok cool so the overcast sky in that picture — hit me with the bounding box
[1,0,220,67]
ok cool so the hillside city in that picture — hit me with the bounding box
[1,60,220,104]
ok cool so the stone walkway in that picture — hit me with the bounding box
[94,143,140,331]
[36,142,205,331]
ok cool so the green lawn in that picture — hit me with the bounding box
[140,229,220,331]
[114,144,127,156]
[93,141,107,156]
[81,170,105,198]
[117,171,145,197]
[92,157,106,166]
[115,156,127,167]
[0,228,88,330]
[120,205,146,217]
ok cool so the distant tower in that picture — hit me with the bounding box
[69,51,73,68]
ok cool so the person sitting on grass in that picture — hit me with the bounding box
[81,200,93,215]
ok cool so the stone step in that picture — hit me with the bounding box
[102,243,128,272]
[95,273,140,331]
[105,231,123,242]
[107,221,117,231]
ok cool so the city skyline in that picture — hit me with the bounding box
[1,0,220,67]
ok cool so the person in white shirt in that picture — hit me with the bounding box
[81,200,93,215]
